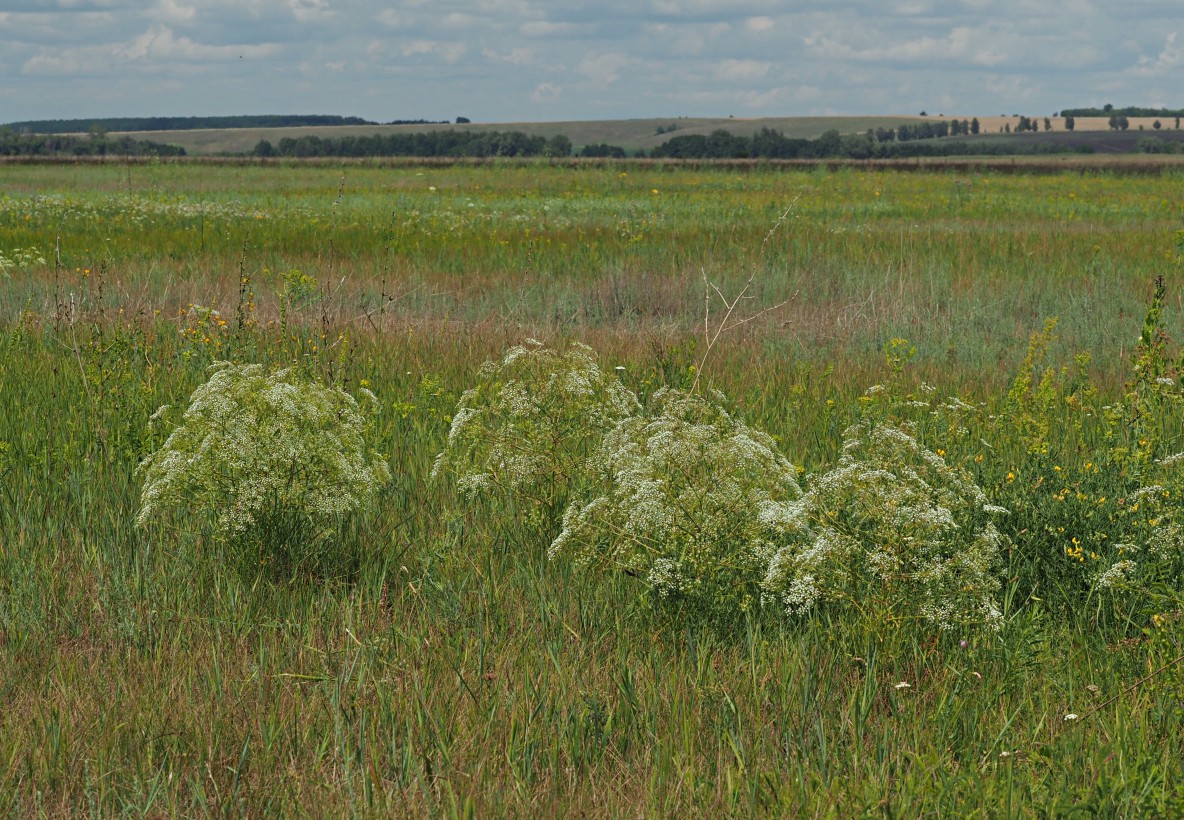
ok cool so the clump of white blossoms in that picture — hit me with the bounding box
[0,247,47,277]
[136,362,390,568]
[1093,483,1184,595]
[550,388,800,613]
[432,340,640,509]
[761,418,1007,629]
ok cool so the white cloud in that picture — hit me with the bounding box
[530,82,561,102]
[401,40,435,57]
[118,24,280,61]
[483,46,534,65]
[805,25,1007,67]
[3,0,1183,125]
[577,51,634,85]
[714,58,771,81]
[520,20,575,37]
[1130,31,1184,76]
[152,0,195,23]
[375,9,403,27]
[287,0,333,23]
[677,86,785,109]
[400,39,467,63]
[441,12,478,28]
[20,21,282,77]
[21,53,90,77]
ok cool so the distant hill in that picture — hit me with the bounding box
[0,115,424,134]
[107,116,928,156]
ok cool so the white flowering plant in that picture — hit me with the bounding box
[550,388,800,615]
[431,340,640,514]
[136,361,390,575]
[761,418,1008,630]
[0,247,47,278]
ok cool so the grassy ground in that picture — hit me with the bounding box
[2,160,1184,815]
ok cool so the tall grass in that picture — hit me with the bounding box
[1,161,1183,815]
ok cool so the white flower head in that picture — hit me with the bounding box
[136,361,390,562]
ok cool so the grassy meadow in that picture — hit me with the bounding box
[3,159,1184,815]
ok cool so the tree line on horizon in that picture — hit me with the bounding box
[253,130,578,159]
[252,120,998,161]
[0,128,186,158]
[1059,105,1184,119]
[8,118,1181,161]
[249,122,1139,161]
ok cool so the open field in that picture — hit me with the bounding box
[972,115,1183,133]
[3,160,1184,814]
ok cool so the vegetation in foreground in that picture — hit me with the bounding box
[1,162,1184,815]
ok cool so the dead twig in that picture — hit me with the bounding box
[690,198,799,394]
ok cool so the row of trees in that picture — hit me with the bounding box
[650,127,1105,160]
[1104,115,1180,130]
[0,129,186,157]
[1060,104,1184,118]
[651,123,1000,160]
[254,130,577,158]
[252,124,1107,162]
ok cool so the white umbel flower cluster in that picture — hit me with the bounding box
[136,362,390,556]
[550,388,800,612]
[431,340,640,506]
[438,341,1013,626]
[761,419,1007,629]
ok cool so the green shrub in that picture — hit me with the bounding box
[990,277,1184,622]
[136,361,390,574]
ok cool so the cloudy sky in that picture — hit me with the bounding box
[2,0,1182,124]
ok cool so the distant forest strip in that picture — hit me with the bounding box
[254,122,1184,161]
[1059,106,1184,119]
[255,130,579,158]
[7,121,1181,162]
[0,131,187,157]
[255,123,987,160]
[1,115,449,134]
[649,127,1184,158]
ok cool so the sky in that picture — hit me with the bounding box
[2,0,1182,124]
